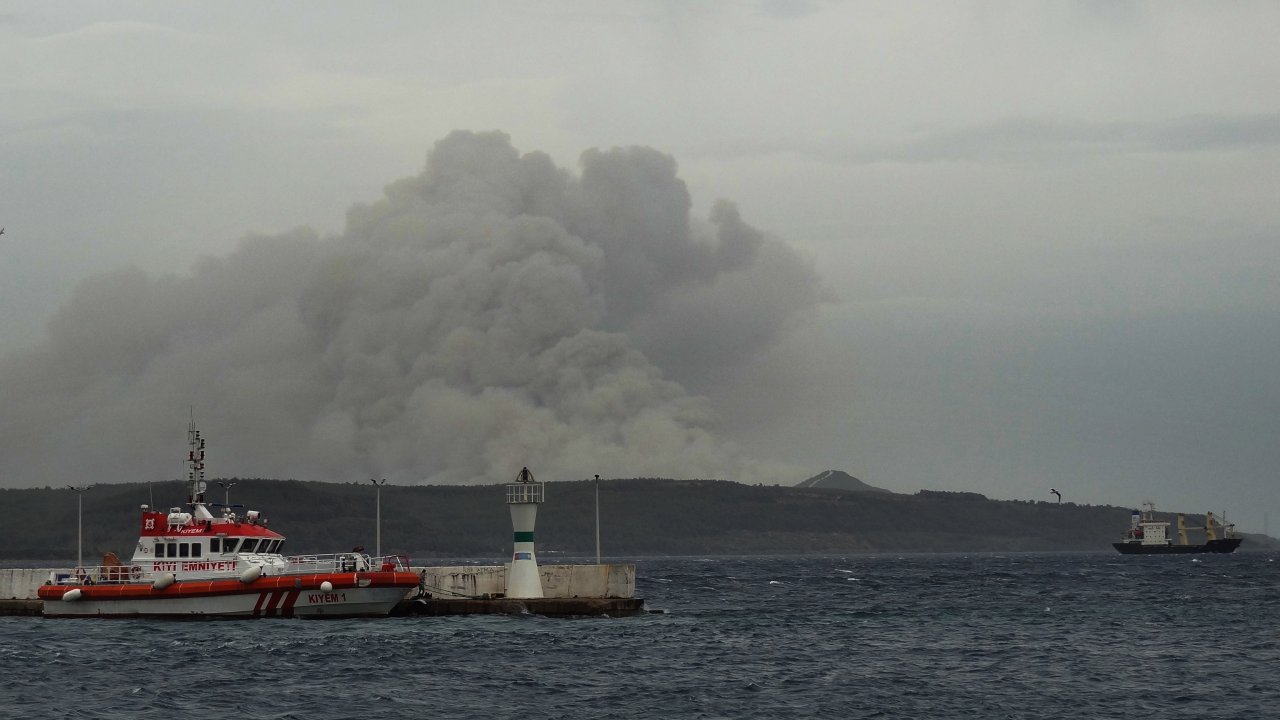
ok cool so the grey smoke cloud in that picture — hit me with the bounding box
[0,131,821,487]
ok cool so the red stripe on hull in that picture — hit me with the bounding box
[37,571,420,603]
[252,590,269,616]
[264,590,286,616]
[281,589,301,618]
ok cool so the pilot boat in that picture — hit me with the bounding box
[38,423,422,618]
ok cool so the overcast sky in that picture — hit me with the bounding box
[1,2,1277,533]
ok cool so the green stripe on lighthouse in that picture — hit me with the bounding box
[513,531,535,543]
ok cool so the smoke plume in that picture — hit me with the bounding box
[0,131,823,486]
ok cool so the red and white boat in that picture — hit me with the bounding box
[39,423,422,618]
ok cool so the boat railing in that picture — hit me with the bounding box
[50,554,412,585]
[283,553,412,574]
[51,564,146,586]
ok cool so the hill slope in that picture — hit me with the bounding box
[3,479,1273,563]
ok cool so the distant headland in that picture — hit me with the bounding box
[2,472,1274,562]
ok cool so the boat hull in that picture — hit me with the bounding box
[1112,538,1243,555]
[38,571,420,618]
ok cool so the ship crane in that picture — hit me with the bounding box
[1175,511,1236,546]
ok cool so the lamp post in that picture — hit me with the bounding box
[594,474,601,565]
[67,485,91,568]
[217,480,237,508]
[370,478,387,557]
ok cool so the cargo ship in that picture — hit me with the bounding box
[38,422,422,618]
[1112,502,1243,554]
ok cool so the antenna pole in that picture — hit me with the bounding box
[370,478,387,557]
[218,480,238,508]
[594,474,601,565]
[67,485,91,568]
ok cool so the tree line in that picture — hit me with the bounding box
[1,478,1271,564]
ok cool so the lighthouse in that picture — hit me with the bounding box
[505,467,545,599]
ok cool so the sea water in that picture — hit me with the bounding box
[1,552,1276,719]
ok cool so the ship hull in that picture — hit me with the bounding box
[1112,538,1243,555]
[38,571,419,618]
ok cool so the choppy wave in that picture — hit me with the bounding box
[3,552,1278,718]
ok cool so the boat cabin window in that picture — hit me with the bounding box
[167,542,178,557]
[178,544,189,558]
[222,539,240,555]
[190,543,202,558]
[210,538,220,553]
[241,539,259,553]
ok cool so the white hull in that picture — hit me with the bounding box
[43,585,411,619]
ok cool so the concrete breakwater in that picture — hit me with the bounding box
[0,563,639,617]
[418,562,635,599]
[402,596,646,616]
[1,568,54,602]
[410,562,643,616]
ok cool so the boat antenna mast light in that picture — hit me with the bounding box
[187,420,207,509]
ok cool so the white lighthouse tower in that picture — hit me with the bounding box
[505,467,545,599]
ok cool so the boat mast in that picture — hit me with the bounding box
[186,417,213,520]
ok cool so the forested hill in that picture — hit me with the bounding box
[2,479,1274,563]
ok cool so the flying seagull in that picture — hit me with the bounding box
[1050,488,1061,503]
